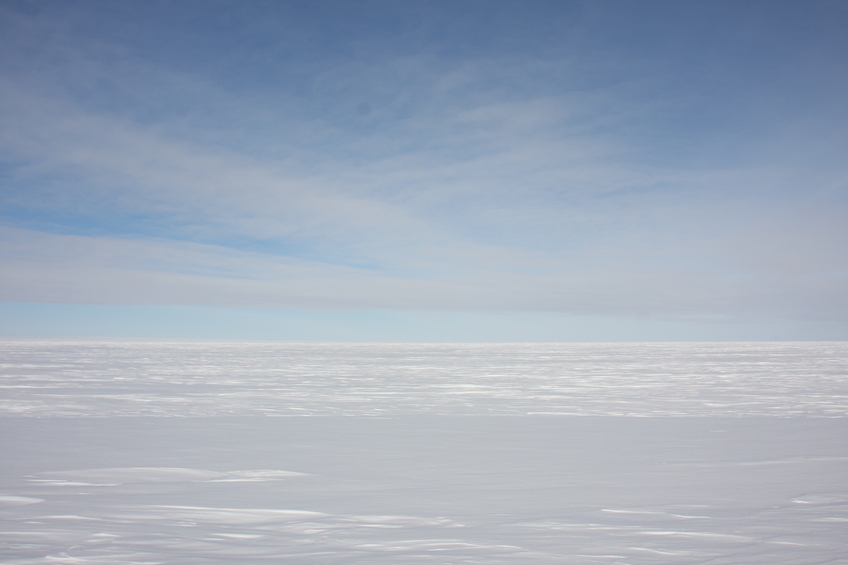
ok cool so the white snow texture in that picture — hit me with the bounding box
[1,341,846,564]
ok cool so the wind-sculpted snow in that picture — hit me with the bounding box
[1,341,846,417]
[1,418,846,564]
[1,341,846,563]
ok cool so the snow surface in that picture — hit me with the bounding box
[1,341,847,564]
[2,341,846,417]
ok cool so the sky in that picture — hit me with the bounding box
[0,0,846,341]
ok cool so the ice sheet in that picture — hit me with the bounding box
[1,341,847,563]
[1,341,846,417]
[2,418,847,564]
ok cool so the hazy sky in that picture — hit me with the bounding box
[1,0,846,341]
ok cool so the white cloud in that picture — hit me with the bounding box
[2,226,846,322]
[1,4,846,329]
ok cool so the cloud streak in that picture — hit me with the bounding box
[1,1,846,337]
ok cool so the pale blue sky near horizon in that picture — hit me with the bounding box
[1,0,846,341]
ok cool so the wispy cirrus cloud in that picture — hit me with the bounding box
[0,1,846,338]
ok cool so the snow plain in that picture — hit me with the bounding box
[1,341,847,564]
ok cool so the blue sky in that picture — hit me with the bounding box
[1,0,846,341]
